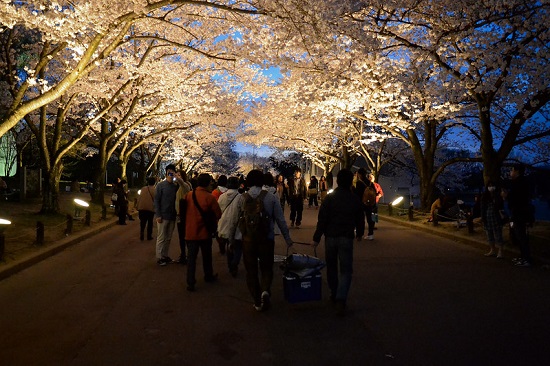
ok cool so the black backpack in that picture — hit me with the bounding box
[238,191,270,242]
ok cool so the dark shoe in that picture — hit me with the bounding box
[205,273,218,283]
[261,291,271,311]
[514,259,532,267]
[157,258,168,266]
[335,300,346,316]
[147,237,154,240]
[174,257,187,265]
[186,284,195,292]
[290,221,295,227]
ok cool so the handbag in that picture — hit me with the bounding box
[111,193,118,201]
[307,188,318,195]
[192,189,217,237]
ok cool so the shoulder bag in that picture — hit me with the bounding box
[192,189,218,238]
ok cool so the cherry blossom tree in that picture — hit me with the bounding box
[0,0,272,137]
[346,0,550,183]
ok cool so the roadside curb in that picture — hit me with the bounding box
[382,214,550,265]
[0,218,118,281]
[381,214,487,249]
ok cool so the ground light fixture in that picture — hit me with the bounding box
[391,196,404,206]
[73,198,89,218]
[0,218,10,260]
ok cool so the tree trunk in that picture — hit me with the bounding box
[91,138,110,206]
[478,99,503,185]
[40,165,62,214]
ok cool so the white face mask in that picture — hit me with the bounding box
[488,186,496,192]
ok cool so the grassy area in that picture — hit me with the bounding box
[378,204,550,261]
[0,191,132,266]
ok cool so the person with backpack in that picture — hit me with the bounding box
[353,168,375,240]
[237,169,294,312]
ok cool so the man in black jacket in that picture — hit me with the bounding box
[312,169,365,315]
[287,168,307,227]
[505,164,534,267]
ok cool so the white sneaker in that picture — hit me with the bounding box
[366,235,374,240]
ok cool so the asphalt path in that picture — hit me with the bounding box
[1,208,549,366]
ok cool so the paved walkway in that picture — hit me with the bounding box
[1,208,550,365]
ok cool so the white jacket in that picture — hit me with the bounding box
[217,189,241,239]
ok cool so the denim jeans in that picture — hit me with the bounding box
[227,239,243,271]
[510,221,531,262]
[186,239,214,286]
[364,205,374,236]
[242,239,275,306]
[324,236,354,303]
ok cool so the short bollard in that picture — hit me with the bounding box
[408,205,414,221]
[36,221,45,245]
[101,205,107,220]
[388,204,393,216]
[466,214,474,234]
[433,209,439,226]
[0,232,4,261]
[85,210,91,226]
[65,214,73,235]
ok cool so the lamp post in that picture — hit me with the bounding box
[0,218,12,261]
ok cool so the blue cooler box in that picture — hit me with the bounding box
[283,272,322,303]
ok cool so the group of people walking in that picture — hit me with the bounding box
[127,164,387,315]
[135,165,294,312]
[125,161,536,318]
